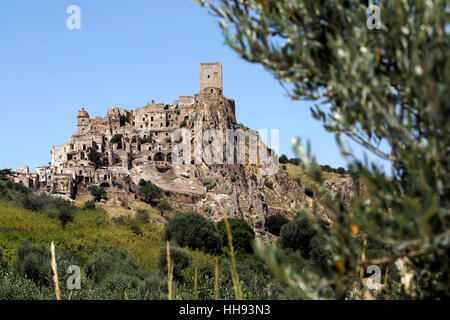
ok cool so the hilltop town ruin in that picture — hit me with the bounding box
[10,63,310,237]
[13,63,232,197]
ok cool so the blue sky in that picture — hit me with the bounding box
[0,0,389,172]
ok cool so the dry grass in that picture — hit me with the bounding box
[166,241,174,300]
[50,241,61,300]
[194,266,198,300]
[0,202,163,268]
[214,257,219,300]
[223,215,243,300]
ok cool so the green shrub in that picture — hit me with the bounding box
[136,273,168,300]
[219,258,274,299]
[0,268,53,300]
[128,222,143,236]
[179,120,187,128]
[88,185,107,202]
[279,154,288,164]
[139,136,154,144]
[278,215,317,259]
[119,115,129,127]
[156,199,172,214]
[0,249,6,270]
[202,205,212,215]
[83,200,96,210]
[266,213,289,236]
[110,134,123,149]
[96,272,140,293]
[164,211,222,254]
[87,147,104,168]
[113,216,143,235]
[86,247,139,285]
[135,209,150,224]
[57,201,75,229]
[14,241,74,288]
[217,218,255,254]
[201,178,217,188]
[0,179,31,200]
[157,243,192,280]
[295,177,301,187]
[138,180,162,204]
[12,192,45,211]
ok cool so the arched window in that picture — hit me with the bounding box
[154,152,164,161]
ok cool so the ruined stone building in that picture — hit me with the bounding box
[12,63,233,199]
[9,62,333,238]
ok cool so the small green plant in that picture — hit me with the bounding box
[202,205,212,215]
[88,185,107,202]
[265,214,289,236]
[157,243,192,280]
[110,134,123,149]
[135,209,150,224]
[164,211,222,254]
[119,115,129,127]
[278,215,317,259]
[139,136,154,144]
[138,180,163,205]
[279,154,288,164]
[83,200,96,210]
[156,199,172,214]
[14,241,74,288]
[86,247,139,285]
[57,201,75,229]
[87,147,104,168]
[217,218,255,254]
[201,178,216,189]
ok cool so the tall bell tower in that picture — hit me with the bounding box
[77,108,90,134]
[199,63,222,94]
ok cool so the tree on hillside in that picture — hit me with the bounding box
[57,201,75,229]
[164,210,222,254]
[336,167,346,176]
[198,0,449,299]
[88,185,107,202]
[0,169,13,181]
[279,154,288,164]
[138,180,163,205]
[87,147,104,168]
[217,218,255,254]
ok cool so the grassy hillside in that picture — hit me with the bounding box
[0,201,164,268]
[281,163,346,182]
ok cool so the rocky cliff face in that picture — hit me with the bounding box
[67,92,354,240]
[123,93,317,240]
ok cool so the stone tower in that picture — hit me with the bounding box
[77,108,90,134]
[199,63,222,94]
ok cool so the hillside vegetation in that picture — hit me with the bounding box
[0,202,163,268]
